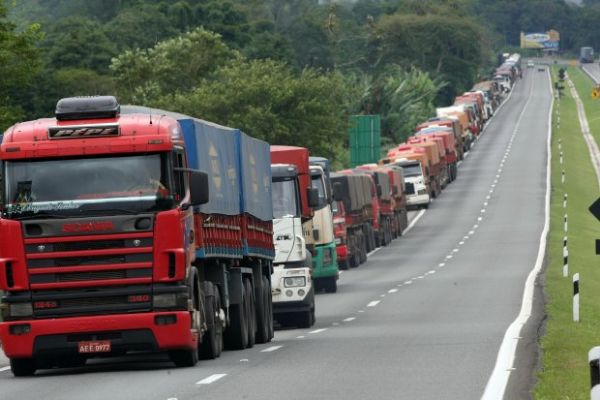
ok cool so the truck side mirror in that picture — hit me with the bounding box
[332,182,343,202]
[189,171,209,205]
[376,185,382,197]
[307,187,319,208]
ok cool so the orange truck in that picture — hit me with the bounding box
[406,136,443,197]
[436,106,475,152]
[416,118,464,162]
[415,125,459,183]
[385,145,431,209]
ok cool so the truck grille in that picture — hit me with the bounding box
[25,234,154,288]
[405,182,415,195]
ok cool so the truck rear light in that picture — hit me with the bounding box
[148,139,164,145]
[34,301,58,309]
[154,314,177,326]
[128,295,150,303]
[9,303,33,318]
[9,323,31,335]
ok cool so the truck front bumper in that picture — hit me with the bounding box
[407,193,430,207]
[272,288,314,314]
[0,311,195,359]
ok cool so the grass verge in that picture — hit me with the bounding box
[534,66,600,399]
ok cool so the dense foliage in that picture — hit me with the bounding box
[2,0,594,164]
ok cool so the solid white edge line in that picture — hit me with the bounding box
[482,66,553,400]
[367,247,381,257]
[402,209,426,235]
[196,373,227,385]
[0,366,10,372]
[308,328,327,334]
[261,345,283,353]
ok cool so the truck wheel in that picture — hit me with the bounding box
[244,278,256,348]
[359,237,367,264]
[338,259,349,270]
[324,277,337,293]
[256,276,272,344]
[10,358,36,376]
[199,283,223,360]
[170,348,199,368]
[297,307,315,328]
[224,282,249,350]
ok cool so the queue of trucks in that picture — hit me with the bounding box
[0,54,520,376]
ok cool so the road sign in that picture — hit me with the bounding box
[589,197,600,221]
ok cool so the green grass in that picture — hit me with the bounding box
[534,67,600,399]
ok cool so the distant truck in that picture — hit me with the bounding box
[581,47,594,63]
[0,98,275,376]
[270,146,318,327]
[309,157,339,293]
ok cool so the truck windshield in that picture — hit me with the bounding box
[3,154,172,219]
[310,173,327,210]
[272,178,300,219]
[400,164,422,177]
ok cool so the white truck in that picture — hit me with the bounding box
[270,162,318,328]
[391,159,430,209]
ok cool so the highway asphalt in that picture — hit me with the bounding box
[0,69,552,400]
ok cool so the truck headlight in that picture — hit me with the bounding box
[153,293,188,309]
[9,303,33,318]
[284,277,306,288]
[335,237,342,245]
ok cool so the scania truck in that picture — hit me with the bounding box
[0,98,275,376]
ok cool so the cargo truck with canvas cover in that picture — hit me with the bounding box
[406,137,443,197]
[383,165,409,237]
[415,126,458,182]
[436,106,475,151]
[0,98,275,376]
[330,173,372,268]
[355,165,394,246]
[270,146,318,327]
[308,158,338,293]
[384,146,430,209]
[417,118,464,162]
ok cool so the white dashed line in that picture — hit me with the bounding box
[404,280,413,285]
[428,270,436,275]
[332,322,340,326]
[459,241,465,245]
[380,294,386,298]
[469,230,475,235]
[309,328,328,334]
[367,300,381,307]
[388,288,399,294]
[453,248,459,253]
[446,255,453,260]
[474,224,479,229]
[358,310,365,313]
[438,263,445,267]
[296,335,305,339]
[261,345,283,353]
[415,275,424,279]
[343,317,356,322]
[196,374,227,385]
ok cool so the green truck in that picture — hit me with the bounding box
[309,157,339,293]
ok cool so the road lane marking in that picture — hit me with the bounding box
[446,255,453,259]
[388,288,398,293]
[309,328,327,334]
[367,300,380,307]
[404,280,413,284]
[367,247,381,257]
[196,374,227,385]
[296,336,305,339]
[459,241,465,245]
[0,366,10,372]
[438,263,445,267]
[261,345,283,353]
[403,209,426,235]
[428,270,436,274]
[380,294,386,297]
[453,248,459,253]
[343,317,356,322]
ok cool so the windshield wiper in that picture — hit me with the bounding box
[83,208,141,216]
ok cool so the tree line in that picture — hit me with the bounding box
[2,0,592,166]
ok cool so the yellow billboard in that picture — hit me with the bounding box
[520,30,560,50]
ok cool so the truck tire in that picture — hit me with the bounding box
[324,277,337,293]
[297,307,315,328]
[255,276,272,344]
[224,282,249,350]
[170,270,201,367]
[359,236,367,264]
[338,259,350,270]
[199,282,223,360]
[244,278,256,348]
[10,358,36,376]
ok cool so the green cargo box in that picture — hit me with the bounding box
[349,115,381,167]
